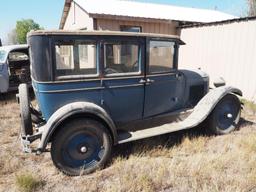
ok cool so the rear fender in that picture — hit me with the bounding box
[37,102,117,152]
[180,86,242,129]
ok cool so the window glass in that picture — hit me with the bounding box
[9,52,29,61]
[56,45,74,70]
[104,42,140,75]
[78,44,96,71]
[149,41,175,74]
[120,26,142,33]
[55,42,97,77]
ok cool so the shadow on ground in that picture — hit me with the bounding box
[0,89,35,103]
[112,117,255,159]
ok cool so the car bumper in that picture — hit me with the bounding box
[20,129,43,154]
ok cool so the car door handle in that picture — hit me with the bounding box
[146,78,155,84]
[139,79,146,84]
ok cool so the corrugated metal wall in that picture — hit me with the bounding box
[179,20,256,101]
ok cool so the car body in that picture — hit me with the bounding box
[18,30,242,176]
[0,44,30,93]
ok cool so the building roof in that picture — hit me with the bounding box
[60,0,237,29]
[180,16,256,28]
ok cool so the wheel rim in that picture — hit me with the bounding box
[216,100,239,130]
[62,131,105,169]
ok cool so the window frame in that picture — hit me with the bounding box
[53,38,99,81]
[146,38,178,75]
[103,39,142,78]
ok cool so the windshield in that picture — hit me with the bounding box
[0,50,7,63]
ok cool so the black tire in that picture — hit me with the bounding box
[51,118,112,176]
[208,94,241,135]
[18,83,33,136]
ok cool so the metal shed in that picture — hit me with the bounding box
[179,17,256,101]
[59,0,236,36]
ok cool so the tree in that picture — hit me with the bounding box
[15,19,43,44]
[247,0,256,16]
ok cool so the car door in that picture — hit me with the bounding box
[144,39,185,118]
[102,37,145,125]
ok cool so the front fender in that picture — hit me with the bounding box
[0,73,9,93]
[37,102,117,151]
[180,86,242,129]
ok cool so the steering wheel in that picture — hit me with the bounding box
[105,68,119,74]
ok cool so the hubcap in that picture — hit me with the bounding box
[216,100,239,130]
[62,131,104,169]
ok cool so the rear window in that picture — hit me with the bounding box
[55,41,97,79]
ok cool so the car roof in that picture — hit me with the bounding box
[0,44,28,53]
[28,30,185,44]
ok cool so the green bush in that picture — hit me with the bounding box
[16,173,43,192]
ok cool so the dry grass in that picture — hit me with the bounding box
[0,93,256,192]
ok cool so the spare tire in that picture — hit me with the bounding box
[19,83,33,136]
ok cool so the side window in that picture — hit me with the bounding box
[55,41,97,78]
[149,41,175,74]
[104,42,140,76]
[55,45,74,70]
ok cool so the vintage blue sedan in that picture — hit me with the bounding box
[18,30,242,176]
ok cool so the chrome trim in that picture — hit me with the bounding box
[32,75,145,84]
[35,83,144,93]
[37,87,104,93]
[104,71,141,78]
[146,72,177,77]
[56,74,100,81]
[103,75,144,81]
[107,84,144,89]
[31,77,101,84]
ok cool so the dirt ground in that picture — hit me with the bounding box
[0,93,256,192]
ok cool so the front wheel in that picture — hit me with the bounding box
[208,94,241,135]
[51,118,112,176]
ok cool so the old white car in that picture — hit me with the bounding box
[0,44,30,93]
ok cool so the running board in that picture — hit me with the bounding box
[118,86,238,144]
[118,121,189,144]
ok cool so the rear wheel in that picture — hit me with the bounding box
[51,118,112,176]
[208,94,241,135]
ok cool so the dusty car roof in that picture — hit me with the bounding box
[28,30,182,40]
[0,44,29,63]
[0,44,28,53]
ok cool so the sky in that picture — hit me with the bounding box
[0,0,247,44]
